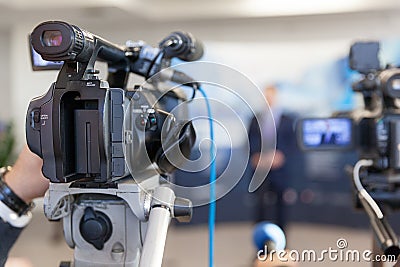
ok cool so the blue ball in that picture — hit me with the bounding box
[253,222,286,251]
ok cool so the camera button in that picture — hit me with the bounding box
[32,110,40,124]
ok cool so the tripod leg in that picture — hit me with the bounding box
[139,207,171,267]
[372,236,383,267]
[138,182,193,267]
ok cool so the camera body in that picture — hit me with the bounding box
[26,21,196,185]
[357,113,400,171]
[26,79,189,184]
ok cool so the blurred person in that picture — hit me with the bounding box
[248,85,297,231]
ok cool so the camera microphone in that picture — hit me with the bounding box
[159,31,204,62]
[128,39,201,88]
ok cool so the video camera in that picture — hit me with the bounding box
[26,21,204,267]
[297,41,400,258]
[298,41,400,195]
[27,21,202,184]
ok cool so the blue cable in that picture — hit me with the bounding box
[197,87,216,267]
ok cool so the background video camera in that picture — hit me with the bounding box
[297,41,400,173]
[297,41,400,258]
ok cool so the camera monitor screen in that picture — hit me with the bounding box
[30,44,63,71]
[298,118,354,150]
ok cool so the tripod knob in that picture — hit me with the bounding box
[79,207,112,250]
[174,197,192,223]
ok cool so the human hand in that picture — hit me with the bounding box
[5,257,33,267]
[3,145,48,203]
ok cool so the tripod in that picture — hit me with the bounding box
[44,175,192,267]
[352,159,400,266]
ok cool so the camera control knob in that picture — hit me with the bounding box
[79,207,112,250]
[173,197,192,223]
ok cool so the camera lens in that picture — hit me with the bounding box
[42,31,63,47]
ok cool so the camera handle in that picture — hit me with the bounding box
[352,159,400,260]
